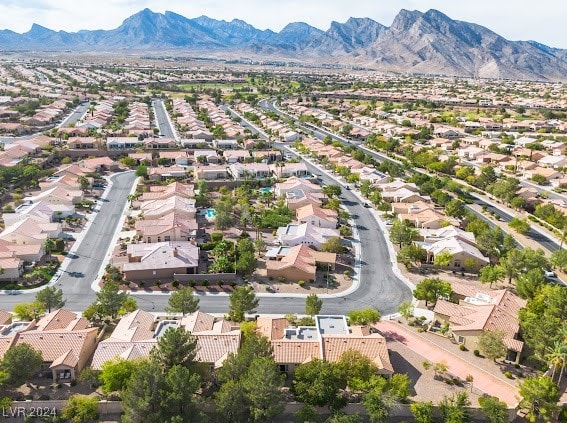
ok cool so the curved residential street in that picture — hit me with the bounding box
[0,106,413,316]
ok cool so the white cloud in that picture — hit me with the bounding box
[0,0,565,48]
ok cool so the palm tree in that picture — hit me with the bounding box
[545,340,567,382]
[44,238,56,263]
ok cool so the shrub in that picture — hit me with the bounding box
[309,279,315,284]
[505,372,514,379]
[459,344,468,351]
[202,279,209,287]
[278,277,286,283]
[217,280,224,287]
[188,280,196,288]
[298,280,306,287]
[70,379,77,386]
[229,281,237,288]
[171,280,180,289]
[473,349,480,357]
[419,315,427,321]
[211,232,224,243]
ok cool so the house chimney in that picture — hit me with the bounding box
[173,248,178,257]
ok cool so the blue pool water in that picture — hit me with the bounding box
[259,187,273,194]
[205,208,217,219]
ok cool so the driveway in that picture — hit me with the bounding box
[375,320,520,406]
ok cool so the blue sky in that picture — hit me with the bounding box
[1,0,566,48]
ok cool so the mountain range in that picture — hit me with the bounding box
[1,8,566,81]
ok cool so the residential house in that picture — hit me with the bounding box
[537,155,567,169]
[193,150,220,164]
[91,310,241,370]
[0,240,43,264]
[394,202,450,230]
[275,177,323,197]
[4,201,74,227]
[423,235,489,270]
[229,163,272,180]
[523,167,562,182]
[433,287,526,363]
[223,150,250,164]
[194,165,229,181]
[296,204,337,229]
[122,241,199,281]
[144,138,178,150]
[276,223,340,250]
[135,211,198,243]
[0,309,98,381]
[67,137,99,150]
[148,165,187,181]
[265,244,336,282]
[0,217,61,246]
[138,182,194,202]
[382,188,427,204]
[285,190,326,211]
[158,151,189,166]
[106,137,144,150]
[213,139,239,150]
[275,163,310,178]
[140,196,196,220]
[256,315,393,376]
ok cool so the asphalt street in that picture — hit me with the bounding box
[152,99,176,138]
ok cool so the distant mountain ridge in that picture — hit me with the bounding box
[1,8,566,81]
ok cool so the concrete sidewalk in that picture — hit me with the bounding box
[375,320,520,407]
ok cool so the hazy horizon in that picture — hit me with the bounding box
[0,1,566,49]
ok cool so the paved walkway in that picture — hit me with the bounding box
[375,320,520,406]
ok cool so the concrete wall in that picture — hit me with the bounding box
[173,272,238,283]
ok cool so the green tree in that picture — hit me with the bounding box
[397,244,426,268]
[44,237,56,261]
[135,164,147,178]
[292,359,346,410]
[413,278,452,306]
[241,357,285,422]
[77,175,90,192]
[445,199,466,219]
[150,326,198,372]
[433,250,454,267]
[479,330,507,361]
[228,286,259,322]
[348,308,381,325]
[439,391,471,423]
[92,281,131,320]
[479,265,505,288]
[121,360,165,423]
[336,350,379,392]
[61,395,99,423]
[306,294,323,317]
[516,268,546,300]
[518,376,560,422]
[327,413,362,422]
[99,358,137,393]
[35,286,66,313]
[509,217,530,235]
[410,401,434,423]
[1,343,43,386]
[323,185,342,198]
[550,248,567,272]
[166,287,199,316]
[545,340,567,383]
[364,390,396,423]
[397,301,414,320]
[321,237,345,253]
[519,285,567,363]
[217,333,273,384]
[236,250,257,276]
[162,365,202,422]
[478,396,508,423]
[13,301,45,320]
[389,219,419,248]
